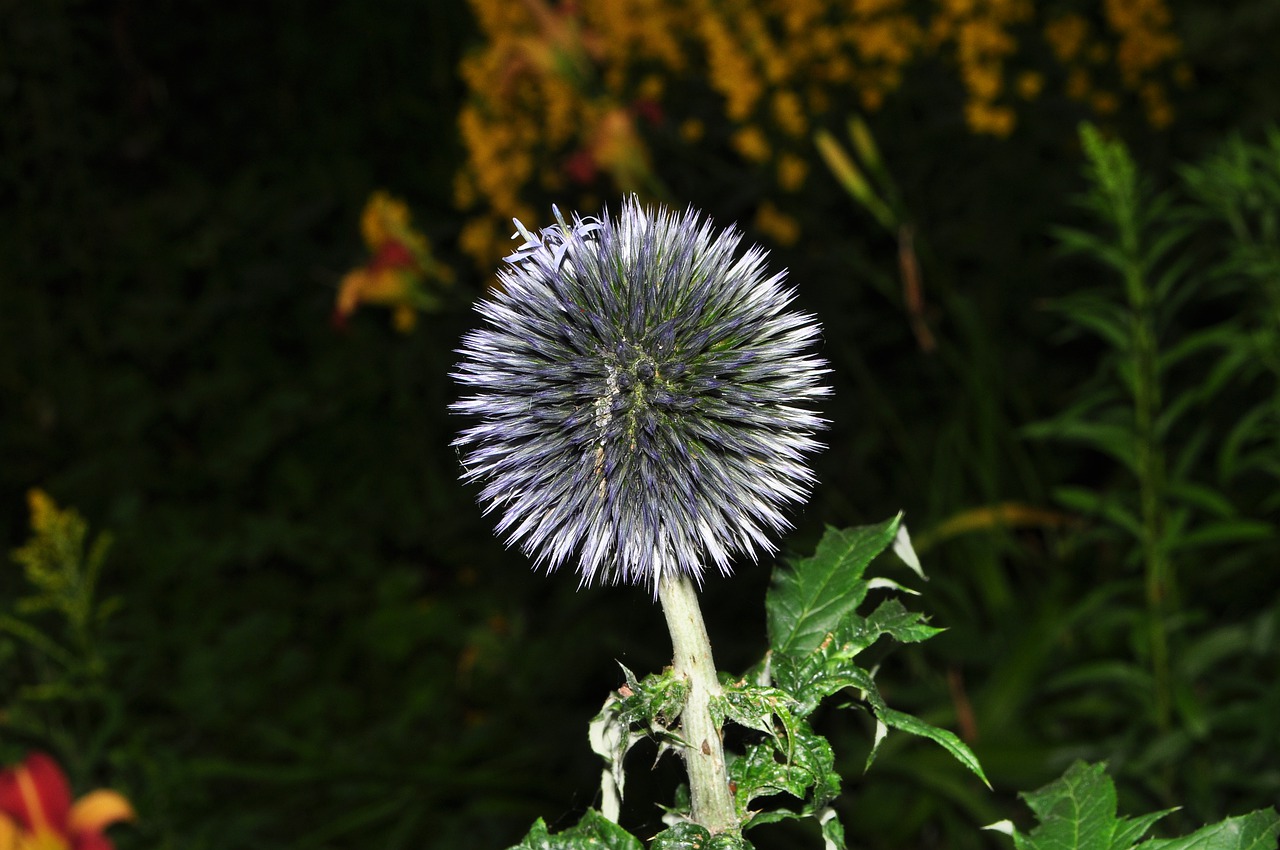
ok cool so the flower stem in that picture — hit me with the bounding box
[657,574,738,835]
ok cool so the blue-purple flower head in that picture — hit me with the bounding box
[451,196,830,590]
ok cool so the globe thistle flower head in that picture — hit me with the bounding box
[451,196,830,591]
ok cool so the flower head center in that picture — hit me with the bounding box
[631,357,656,386]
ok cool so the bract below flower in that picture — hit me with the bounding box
[452,196,830,590]
[0,753,133,850]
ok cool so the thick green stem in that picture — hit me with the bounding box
[657,574,738,835]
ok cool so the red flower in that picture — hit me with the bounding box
[0,753,133,850]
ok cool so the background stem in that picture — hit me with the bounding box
[657,574,738,835]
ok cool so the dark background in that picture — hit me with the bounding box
[3,2,1279,848]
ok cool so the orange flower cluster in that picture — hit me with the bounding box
[1044,0,1183,128]
[0,753,132,850]
[454,0,1186,263]
[929,0,1034,137]
[336,192,453,333]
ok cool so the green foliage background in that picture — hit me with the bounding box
[2,2,1279,849]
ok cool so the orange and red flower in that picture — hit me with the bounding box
[0,753,133,850]
[335,191,453,332]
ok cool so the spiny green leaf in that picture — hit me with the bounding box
[650,822,754,850]
[729,717,840,823]
[613,664,687,729]
[714,683,798,740]
[820,809,850,850]
[591,665,690,816]
[507,810,642,850]
[767,516,900,656]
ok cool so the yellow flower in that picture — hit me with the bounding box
[1091,90,1120,114]
[1044,14,1088,62]
[777,153,809,192]
[25,490,57,535]
[732,125,772,163]
[1016,70,1043,100]
[753,201,800,246]
[965,101,1016,136]
[771,90,808,138]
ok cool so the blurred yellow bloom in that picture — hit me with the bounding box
[26,489,57,535]
[1044,14,1088,61]
[335,191,453,333]
[965,101,1016,136]
[777,153,809,192]
[1016,70,1044,100]
[1091,90,1120,114]
[753,201,800,247]
[453,0,1185,264]
[732,125,771,163]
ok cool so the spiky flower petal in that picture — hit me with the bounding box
[452,196,829,589]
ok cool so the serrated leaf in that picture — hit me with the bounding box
[1115,810,1184,850]
[771,651,878,717]
[767,516,900,656]
[863,598,945,644]
[874,706,988,787]
[768,601,938,717]
[1005,762,1172,850]
[507,810,642,850]
[1136,808,1280,850]
[1001,765,1280,850]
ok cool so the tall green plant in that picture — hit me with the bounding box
[1025,124,1276,808]
[1180,127,1280,499]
